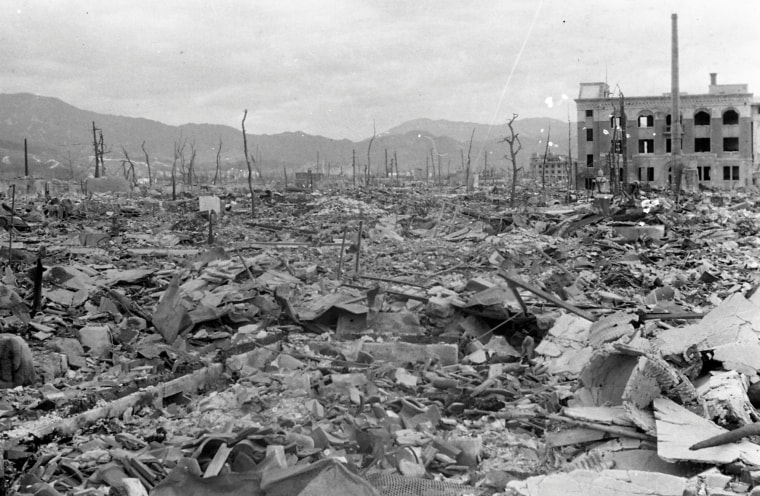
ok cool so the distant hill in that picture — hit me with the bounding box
[387,117,576,157]
[0,93,577,180]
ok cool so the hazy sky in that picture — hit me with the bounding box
[1,0,758,141]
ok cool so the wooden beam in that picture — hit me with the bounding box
[497,269,596,322]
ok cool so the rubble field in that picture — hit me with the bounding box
[3,184,760,496]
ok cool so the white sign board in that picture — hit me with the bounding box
[199,196,221,214]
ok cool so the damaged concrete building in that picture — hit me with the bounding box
[575,73,755,190]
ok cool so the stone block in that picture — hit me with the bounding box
[76,325,112,358]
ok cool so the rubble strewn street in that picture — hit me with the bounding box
[3,182,760,496]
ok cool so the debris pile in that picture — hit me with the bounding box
[3,186,760,496]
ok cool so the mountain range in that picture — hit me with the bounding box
[0,93,577,180]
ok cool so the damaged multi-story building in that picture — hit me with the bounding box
[529,152,575,186]
[574,73,755,190]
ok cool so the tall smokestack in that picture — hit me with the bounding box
[671,13,682,190]
[710,72,717,86]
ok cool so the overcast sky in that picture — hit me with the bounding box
[1,0,758,141]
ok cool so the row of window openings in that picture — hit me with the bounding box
[635,166,739,182]
[584,137,739,155]
[585,109,739,127]
[585,168,715,185]
[581,167,737,188]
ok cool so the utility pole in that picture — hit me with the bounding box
[567,109,573,194]
[430,149,436,184]
[352,149,356,187]
[394,151,399,185]
[672,13,683,199]
[438,154,442,188]
[541,125,551,194]
[92,121,101,178]
[620,93,628,192]
[609,121,617,195]
[24,139,28,177]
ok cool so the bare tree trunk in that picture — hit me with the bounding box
[242,110,256,218]
[466,128,475,193]
[187,141,197,188]
[541,126,551,195]
[438,154,442,186]
[502,114,522,208]
[121,147,137,187]
[172,139,185,201]
[91,122,108,178]
[430,149,435,184]
[366,121,376,187]
[98,131,106,176]
[213,137,223,185]
[394,150,399,185]
[141,141,152,186]
[92,122,100,178]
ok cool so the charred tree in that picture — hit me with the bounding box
[121,147,137,187]
[501,113,522,208]
[394,151,399,184]
[213,137,223,185]
[242,110,256,218]
[171,139,185,201]
[366,121,376,187]
[186,141,197,187]
[91,122,106,178]
[541,125,551,194]
[141,141,153,186]
[466,128,475,193]
[429,149,435,184]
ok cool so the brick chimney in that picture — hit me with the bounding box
[710,72,717,86]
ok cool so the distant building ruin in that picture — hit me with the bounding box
[575,74,754,190]
[529,152,575,187]
[294,170,324,188]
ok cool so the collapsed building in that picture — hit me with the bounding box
[575,73,755,190]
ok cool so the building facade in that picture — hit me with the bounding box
[529,152,575,187]
[752,102,760,169]
[575,74,754,190]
